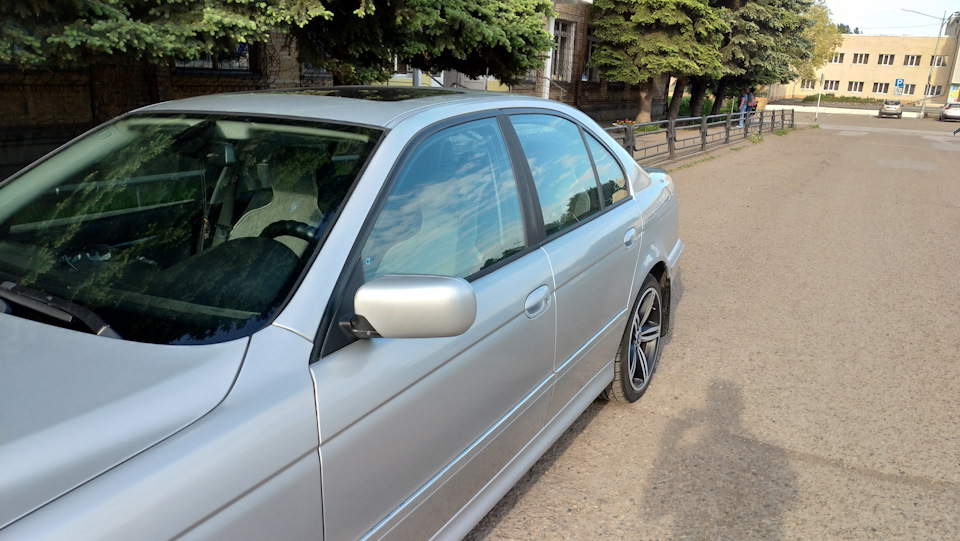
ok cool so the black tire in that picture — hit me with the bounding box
[603,273,664,404]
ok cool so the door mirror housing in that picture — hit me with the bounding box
[352,275,477,339]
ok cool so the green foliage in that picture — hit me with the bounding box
[801,94,882,104]
[0,0,328,66]
[0,0,553,87]
[588,0,728,84]
[678,96,715,116]
[797,0,842,80]
[292,0,554,84]
[836,23,860,34]
[710,0,816,100]
[747,133,763,143]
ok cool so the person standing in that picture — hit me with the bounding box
[738,90,748,127]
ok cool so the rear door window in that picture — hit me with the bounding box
[508,114,601,236]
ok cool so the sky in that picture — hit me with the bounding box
[825,0,960,36]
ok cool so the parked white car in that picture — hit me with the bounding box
[0,87,682,540]
[939,102,960,121]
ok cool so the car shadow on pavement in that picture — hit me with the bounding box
[464,399,607,540]
[645,379,798,540]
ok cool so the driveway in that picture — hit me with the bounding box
[468,116,960,539]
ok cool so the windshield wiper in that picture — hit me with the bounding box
[0,281,122,339]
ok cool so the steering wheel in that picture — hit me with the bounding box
[260,220,319,242]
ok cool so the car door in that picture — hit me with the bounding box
[309,116,557,541]
[506,113,642,417]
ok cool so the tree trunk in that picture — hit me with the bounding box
[667,76,687,120]
[635,79,653,123]
[689,77,708,117]
[711,77,731,115]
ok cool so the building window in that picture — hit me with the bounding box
[872,82,890,93]
[848,81,864,93]
[582,27,600,82]
[830,52,844,63]
[852,53,869,64]
[176,44,252,71]
[903,84,916,95]
[800,79,817,90]
[552,20,575,82]
[824,80,840,91]
[924,85,943,96]
[930,56,948,67]
[877,54,894,65]
[903,55,922,66]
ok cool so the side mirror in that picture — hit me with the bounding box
[351,275,477,339]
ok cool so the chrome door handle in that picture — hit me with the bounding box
[524,285,551,319]
[623,228,638,249]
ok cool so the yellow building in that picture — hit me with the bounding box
[771,12,960,106]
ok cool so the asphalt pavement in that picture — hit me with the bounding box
[467,113,960,540]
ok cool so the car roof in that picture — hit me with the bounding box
[137,86,556,129]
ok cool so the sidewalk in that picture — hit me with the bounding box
[792,110,960,136]
[767,98,948,119]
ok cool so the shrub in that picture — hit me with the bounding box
[677,96,716,117]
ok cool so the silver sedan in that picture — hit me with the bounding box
[0,87,682,540]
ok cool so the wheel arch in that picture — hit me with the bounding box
[647,260,671,336]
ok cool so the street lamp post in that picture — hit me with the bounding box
[902,9,947,119]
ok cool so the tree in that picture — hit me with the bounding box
[797,0,842,80]
[0,0,328,66]
[589,0,728,122]
[705,0,815,115]
[291,0,554,85]
[0,0,553,87]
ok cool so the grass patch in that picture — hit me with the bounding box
[730,145,747,151]
[748,134,764,144]
[773,126,795,136]
[669,155,717,171]
[613,120,662,133]
[810,124,820,129]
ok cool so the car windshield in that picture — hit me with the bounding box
[884,100,900,105]
[0,114,381,344]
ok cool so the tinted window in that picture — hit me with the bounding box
[361,118,525,280]
[586,135,628,206]
[509,114,600,235]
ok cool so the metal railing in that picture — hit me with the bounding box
[604,109,795,164]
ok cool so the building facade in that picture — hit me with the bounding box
[770,12,960,107]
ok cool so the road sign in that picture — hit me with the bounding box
[895,78,905,88]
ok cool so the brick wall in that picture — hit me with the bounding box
[0,40,304,180]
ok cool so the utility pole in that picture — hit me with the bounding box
[902,9,947,119]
